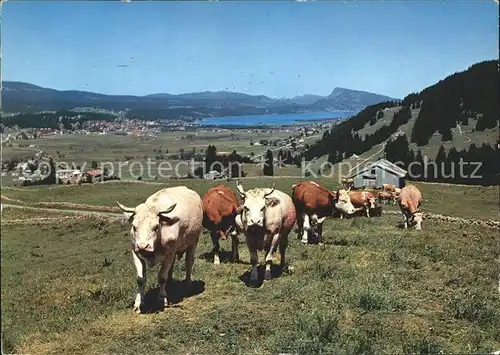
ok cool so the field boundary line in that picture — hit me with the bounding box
[2,203,498,229]
[382,210,499,229]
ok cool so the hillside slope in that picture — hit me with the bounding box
[303,60,499,185]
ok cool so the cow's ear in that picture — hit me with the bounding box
[265,197,280,207]
[121,212,135,225]
[117,201,135,222]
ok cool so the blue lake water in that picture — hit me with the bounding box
[199,111,354,126]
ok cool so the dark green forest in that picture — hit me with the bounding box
[384,135,499,185]
[303,60,499,185]
[1,111,116,129]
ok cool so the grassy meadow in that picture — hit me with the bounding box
[1,179,499,354]
[2,129,323,185]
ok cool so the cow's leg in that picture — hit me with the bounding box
[168,257,175,284]
[316,222,324,244]
[249,247,259,285]
[157,252,176,308]
[132,250,146,313]
[265,233,280,280]
[184,241,197,288]
[231,233,240,262]
[366,206,370,218]
[301,214,310,244]
[403,213,409,228]
[210,231,221,265]
[278,234,288,269]
[296,211,304,240]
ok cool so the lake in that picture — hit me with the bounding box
[199,111,354,126]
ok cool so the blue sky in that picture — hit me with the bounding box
[2,1,498,99]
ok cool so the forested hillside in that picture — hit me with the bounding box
[303,60,499,185]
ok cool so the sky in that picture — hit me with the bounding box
[2,1,498,99]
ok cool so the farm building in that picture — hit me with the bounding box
[347,158,407,189]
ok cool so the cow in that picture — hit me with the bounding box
[344,190,377,218]
[291,181,356,244]
[383,184,396,192]
[378,191,396,205]
[341,178,354,189]
[397,185,423,230]
[234,181,296,286]
[202,185,241,265]
[117,186,204,313]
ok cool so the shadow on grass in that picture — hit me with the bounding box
[139,280,205,313]
[199,251,250,265]
[238,264,292,288]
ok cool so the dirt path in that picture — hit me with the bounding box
[2,204,122,217]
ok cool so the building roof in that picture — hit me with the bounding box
[347,158,407,178]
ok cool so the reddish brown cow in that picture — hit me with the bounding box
[202,185,241,264]
[346,190,377,218]
[378,191,396,205]
[292,181,356,244]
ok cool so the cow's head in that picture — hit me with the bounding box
[411,211,423,230]
[117,201,177,255]
[236,181,278,229]
[333,188,356,215]
[368,196,377,209]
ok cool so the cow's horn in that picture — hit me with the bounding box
[116,201,135,213]
[235,180,246,198]
[264,183,275,197]
[158,203,177,217]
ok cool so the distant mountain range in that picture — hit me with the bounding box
[1,81,399,120]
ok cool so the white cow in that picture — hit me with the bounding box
[235,181,296,286]
[117,186,203,313]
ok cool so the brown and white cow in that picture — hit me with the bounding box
[291,181,356,244]
[202,185,241,265]
[343,190,377,218]
[117,186,204,313]
[235,181,296,286]
[378,191,396,205]
[397,185,423,230]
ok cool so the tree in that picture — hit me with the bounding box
[205,145,218,172]
[263,150,274,176]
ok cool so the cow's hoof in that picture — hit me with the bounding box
[213,259,220,265]
[301,239,308,245]
[264,269,272,281]
[158,297,169,309]
[133,306,142,314]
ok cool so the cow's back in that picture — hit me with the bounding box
[292,181,331,214]
[148,186,203,246]
[398,185,422,213]
[202,185,239,226]
[266,189,296,235]
[349,191,368,207]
